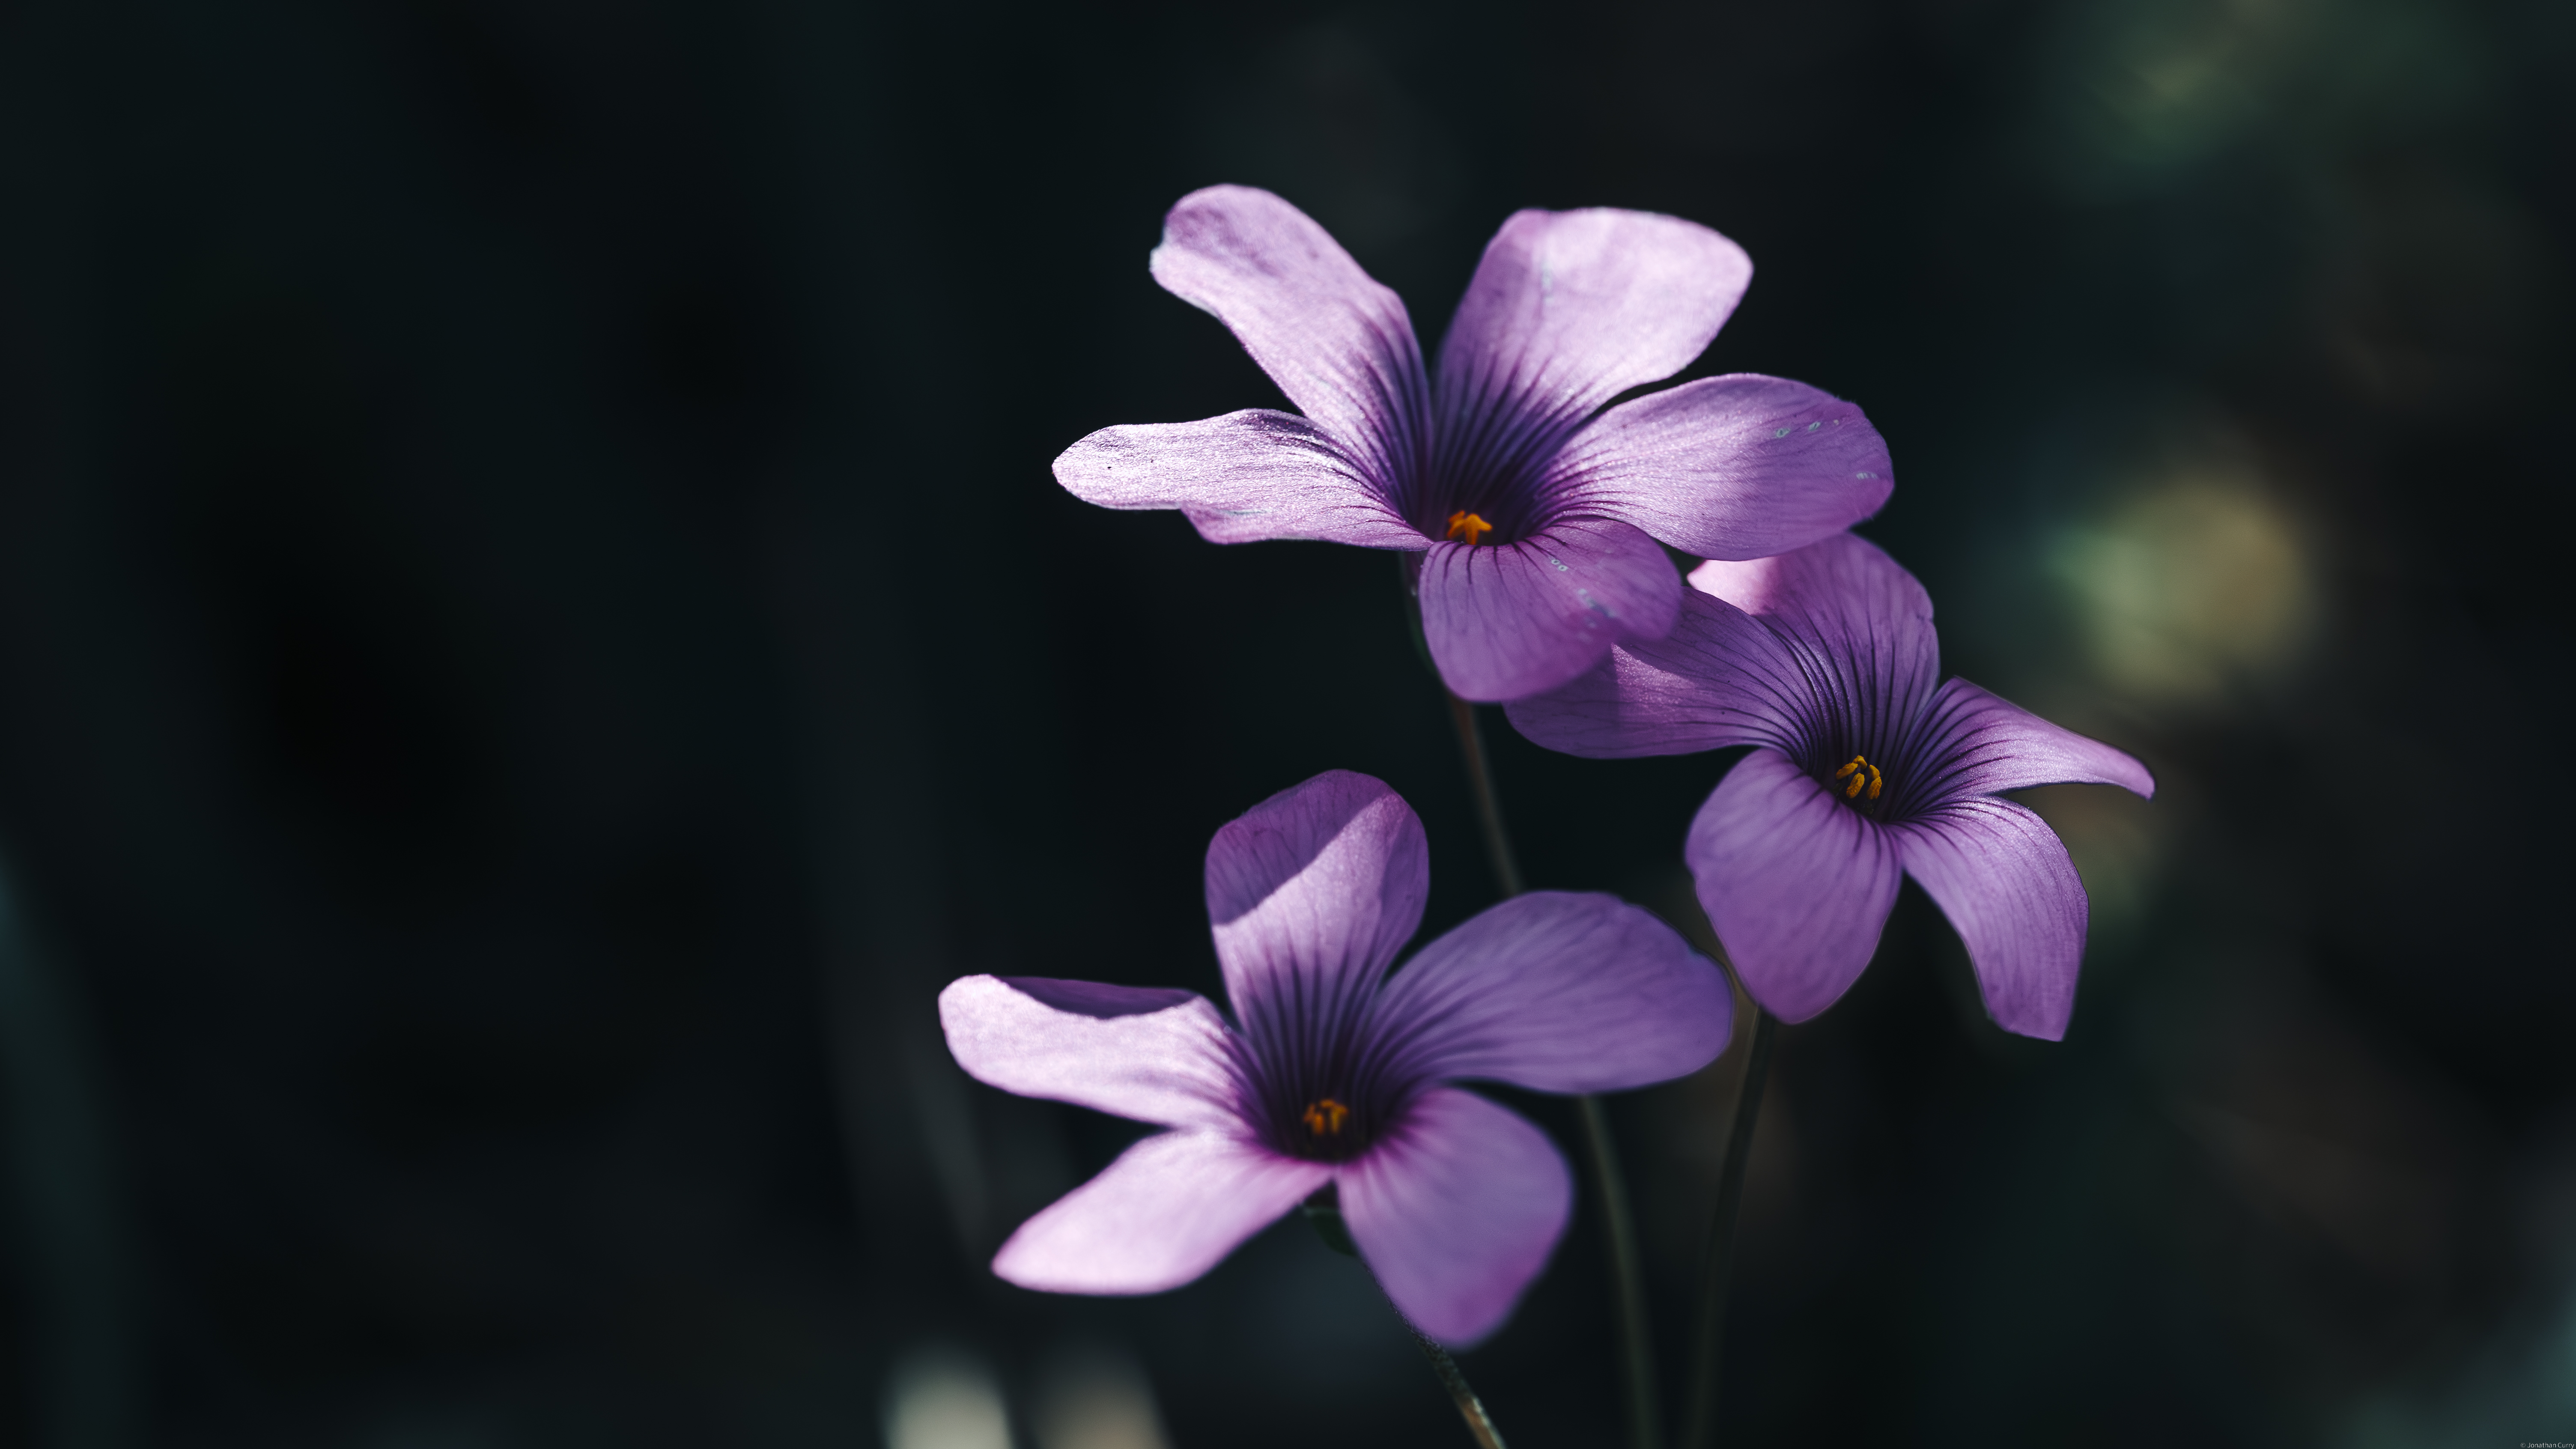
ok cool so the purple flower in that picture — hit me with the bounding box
[1505,534,2154,1040]
[938,770,1731,1344]
[1054,185,1895,702]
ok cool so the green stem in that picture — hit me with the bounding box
[1444,688,1526,899]
[1325,1183,1511,1449]
[1402,1315,1512,1449]
[1581,1092,1664,1449]
[1683,1007,1777,1449]
[1437,667,1658,1449]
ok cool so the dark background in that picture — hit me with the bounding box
[2,0,2571,1444]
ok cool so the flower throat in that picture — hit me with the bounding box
[1445,510,1495,545]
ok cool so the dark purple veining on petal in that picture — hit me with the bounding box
[1678,542,2139,836]
[1333,312,1435,512]
[1881,681,2027,817]
[1741,614,1948,822]
[1225,974,1440,1165]
[1401,365,1595,544]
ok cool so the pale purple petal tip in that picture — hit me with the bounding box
[1893,799,2090,1041]
[1148,186,1426,484]
[1546,374,1893,559]
[1374,891,1731,1093]
[1437,208,1753,438]
[1503,587,1807,759]
[1338,1088,1572,1346]
[939,975,1240,1132]
[1205,770,1430,1013]
[1418,516,1683,702]
[1685,749,1902,1023]
[1920,678,2157,799]
[992,1130,1328,1294]
[1052,411,1422,548]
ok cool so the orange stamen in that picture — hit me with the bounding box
[1444,511,1495,545]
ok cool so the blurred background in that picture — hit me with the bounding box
[1,0,2570,1443]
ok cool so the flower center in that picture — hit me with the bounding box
[1230,1019,1419,1163]
[1444,511,1496,546]
[1834,754,1883,802]
[1301,1098,1351,1138]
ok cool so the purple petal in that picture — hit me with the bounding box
[1688,532,1938,718]
[1685,749,1902,1023]
[1206,770,1429,1030]
[992,1130,1328,1294]
[1503,587,1808,759]
[939,975,1240,1132]
[1053,410,1423,548]
[1369,891,1731,1092]
[1911,678,2157,801]
[1891,799,2089,1041]
[1149,186,1428,486]
[1338,1087,1571,1346]
[1436,209,1751,455]
[1418,517,1684,702]
[1542,375,1893,559]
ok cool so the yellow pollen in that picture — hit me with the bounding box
[1445,510,1496,545]
[1302,1098,1351,1136]
[1836,755,1884,801]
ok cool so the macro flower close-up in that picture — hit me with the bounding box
[1053,184,1896,702]
[1507,534,2154,1040]
[937,769,1731,1344]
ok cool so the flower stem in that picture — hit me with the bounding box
[1401,1315,1512,1449]
[1683,1006,1776,1449]
[1443,688,1527,899]
[1338,1190,1509,1449]
[1437,681,1660,1449]
[1580,1091,1665,1449]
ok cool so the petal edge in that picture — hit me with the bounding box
[1892,798,2090,1041]
[940,975,1239,1131]
[1542,374,1893,559]
[1151,186,1427,486]
[993,1130,1327,1294]
[1371,891,1731,1093]
[1419,517,1683,702]
[1911,679,2156,801]
[1504,586,1808,759]
[1437,208,1752,453]
[1685,750,1902,1023]
[1339,1088,1571,1346]
[1207,770,1430,1039]
[1053,411,1423,548]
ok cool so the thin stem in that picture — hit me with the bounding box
[1333,1187,1510,1448]
[1403,555,1521,900]
[1440,681,1660,1449]
[1443,688,1526,899]
[1581,1093,1664,1449]
[1406,562,1655,1445]
[1402,1316,1512,1449]
[1684,1007,1777,1449]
